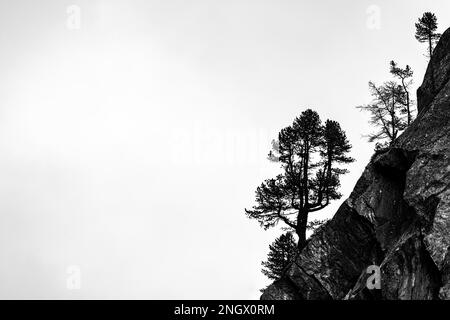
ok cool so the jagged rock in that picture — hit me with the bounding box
[345,232,442,300]
[260,278,302,300]
[351,150,417,251]
[417,27,450,114]
[261,202,380,300]
[344,267,382,300]
[261,27,450,300]
[439,248,450,299]
[380,231,441,299]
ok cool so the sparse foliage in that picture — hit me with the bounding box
[357,81,408,147]
[261,232,298,280]
[245,109,354,249]
[390,61,414,125]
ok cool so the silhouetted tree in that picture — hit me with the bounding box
[415,12,441,59]
[357,81,407,148]
[261,232,297,280]
[245,109,354,249]
[390,61,414,125]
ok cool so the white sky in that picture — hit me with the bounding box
[0,0,449,299]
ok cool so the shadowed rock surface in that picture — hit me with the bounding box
[261,27,450,301]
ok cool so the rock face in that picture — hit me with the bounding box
[261,27,450,300]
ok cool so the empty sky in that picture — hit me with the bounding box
[0,0,449,299]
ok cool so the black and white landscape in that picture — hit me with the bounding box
[0,1,449,300]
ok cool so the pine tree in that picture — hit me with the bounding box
[415,12,441,59]
[245,109,354,249]
[261,232,297,280]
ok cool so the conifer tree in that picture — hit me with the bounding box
[246,109,354,249]
[415,12,441,59]
[261,232,297,280]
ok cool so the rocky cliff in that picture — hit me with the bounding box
[261,27,450,300]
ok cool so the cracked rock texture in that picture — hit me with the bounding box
[261,27,450,300]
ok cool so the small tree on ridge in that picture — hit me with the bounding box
[261,232,297,280]
[415,12,441,59]
[390,61,414,125]
[357,81,407,148]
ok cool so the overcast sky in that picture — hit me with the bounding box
[0,0,449,299]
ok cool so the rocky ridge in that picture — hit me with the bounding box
[261,27,450,300]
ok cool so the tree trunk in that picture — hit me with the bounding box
[390,92,396,143]
[402,79,411,125]
[429,36,436,92]
[406,91,411,125]
[429,36,433,60]
[296,211,308,250]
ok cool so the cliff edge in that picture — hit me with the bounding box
[261,27,450,300]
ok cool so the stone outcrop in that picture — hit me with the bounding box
[261,27,450,300]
